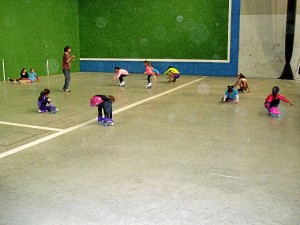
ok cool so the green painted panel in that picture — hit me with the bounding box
[0,0,80,81]
[79,0,229,60]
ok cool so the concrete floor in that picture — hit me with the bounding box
[0,73,299,225]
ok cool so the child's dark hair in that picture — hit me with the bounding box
[272,86,279,96]
[38,88,50,101]
[114,67,120,70]
[144,60,151,66]
[167,66,173,69]
[227,85,234,93]
[108,95,115,103]
[239,73,246,78]
[64,46,70,52]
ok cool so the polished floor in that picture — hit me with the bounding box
[0,73,299,225]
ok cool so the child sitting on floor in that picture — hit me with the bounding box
[37,88,58,113]
[234,73,250,93]
[222,86,239,103]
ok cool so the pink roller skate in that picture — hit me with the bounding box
[268,107,280,117]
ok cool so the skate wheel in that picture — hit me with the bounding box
[269,113,280,118]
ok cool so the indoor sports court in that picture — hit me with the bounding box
[1,73,299,225]
[0,0,299,225]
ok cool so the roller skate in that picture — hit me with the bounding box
[97,116,105,125]
[50,108,58,114]
[146,83,152,89]
[38,109,47,113]
[168,78,176,83]
[268,107,281,117]
[119,81,125,87]
[102,117,114,127]
[8,77,19,84]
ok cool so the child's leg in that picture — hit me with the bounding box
[168,72,174,82]
[48,104,58,113]
[152,73,156,80]
[103,101,112,118]
[268,99,281,116]
[38,108,48,113]
[97,104,104,122]
[269,99,280,108]
[119,75,126,85]
[19,80,32,84]
[264,103,270,110]
[147,75,151,84]
[173,74,180,83]
[222,96,234,102]
[269,106,280,115]
[103,101,114,125]
[40,105,56,113]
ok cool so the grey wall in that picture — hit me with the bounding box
[239,0,300,78]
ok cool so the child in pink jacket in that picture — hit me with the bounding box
[144,60,153,89]
[264,86,294,117]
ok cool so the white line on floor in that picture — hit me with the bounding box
[0,77,206,160]
[114,77,207,114]
[210,173,244,180]
[0,121,63,132]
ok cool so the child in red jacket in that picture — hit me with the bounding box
[264,86,294,117]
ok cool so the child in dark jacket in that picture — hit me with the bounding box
[37,88,58,113]
[90,95,115,126]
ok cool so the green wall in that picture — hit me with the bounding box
[79,0,229,60]
[0,0,80,81]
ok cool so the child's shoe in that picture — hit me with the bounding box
[146,83,152,89]
[103,117,114,126]
[97,116,104,125]
[50,108,58,114]
[268,107,281,117]
[38,109,47,113]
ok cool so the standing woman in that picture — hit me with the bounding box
[62,46,75,92]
